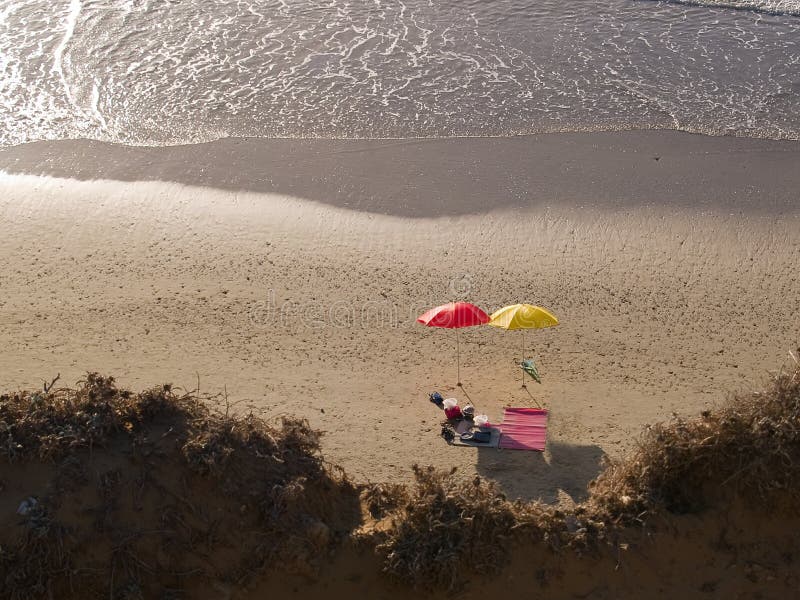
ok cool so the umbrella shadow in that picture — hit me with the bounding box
[475,440,606,503]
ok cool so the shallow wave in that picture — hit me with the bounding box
[0,0,799,146]
[656,0,800,16]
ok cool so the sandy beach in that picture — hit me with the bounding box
[1,130,799,502]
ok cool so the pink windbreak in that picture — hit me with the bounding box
[498,408,548,451]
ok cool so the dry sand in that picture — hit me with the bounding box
[1,131,799,502]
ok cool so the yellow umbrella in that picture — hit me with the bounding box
[488,304,559,387]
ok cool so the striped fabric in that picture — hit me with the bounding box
[498,407,548,451]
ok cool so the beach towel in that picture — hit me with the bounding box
[497,407,548,451]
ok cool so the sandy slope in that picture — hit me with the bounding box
[1,132,798,502]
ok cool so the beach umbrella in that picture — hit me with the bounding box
[488,304,559,387]
[417,302,489,386]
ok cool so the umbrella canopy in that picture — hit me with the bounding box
[488,304,558,387]
[417,301,489,329]
[417,302,489,386]
[488,303,559,330]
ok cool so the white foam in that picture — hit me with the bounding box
[89,79,107,130]
[0,0,799,145]
[661,0,800,16]
[51,0,82,109]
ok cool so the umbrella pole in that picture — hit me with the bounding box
[456,328,462,387]
[521,330,526,388]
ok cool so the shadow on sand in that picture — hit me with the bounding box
[475,440,606,504]
[2,133,798,217]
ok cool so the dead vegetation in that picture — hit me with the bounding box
[1,504,72,600]
[375,465,522,590]
[372,465,611,590]
[0,374,360,599]
[589,360,800,520]
[1,362,799,596]
[373,361,800,589]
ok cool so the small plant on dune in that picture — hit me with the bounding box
[361,482,409,519]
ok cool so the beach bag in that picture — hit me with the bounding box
[472,430,491,443]
[444,405,463,420]
[429,392,444,409]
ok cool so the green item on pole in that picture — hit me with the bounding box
[521,358,541,384]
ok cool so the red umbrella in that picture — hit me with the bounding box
[417,302,489,386]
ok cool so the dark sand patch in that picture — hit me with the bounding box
[2,131,799,217]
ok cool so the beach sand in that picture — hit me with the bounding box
[1,131,798,502]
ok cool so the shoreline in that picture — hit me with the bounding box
[2,130,800,217]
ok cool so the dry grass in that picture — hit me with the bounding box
[361,482,409,519]
[0,373,360,599]
[1,362,799,595]
[0,373,179,462]
[376,465,522,590]
[0,505,72,600]
[373,466,607,591]
[374,362,800,589]
[588,361,800,520]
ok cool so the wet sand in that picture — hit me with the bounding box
[1,131,798,501]
[2,130,800,216]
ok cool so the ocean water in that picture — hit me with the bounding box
[0,0,798,146]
